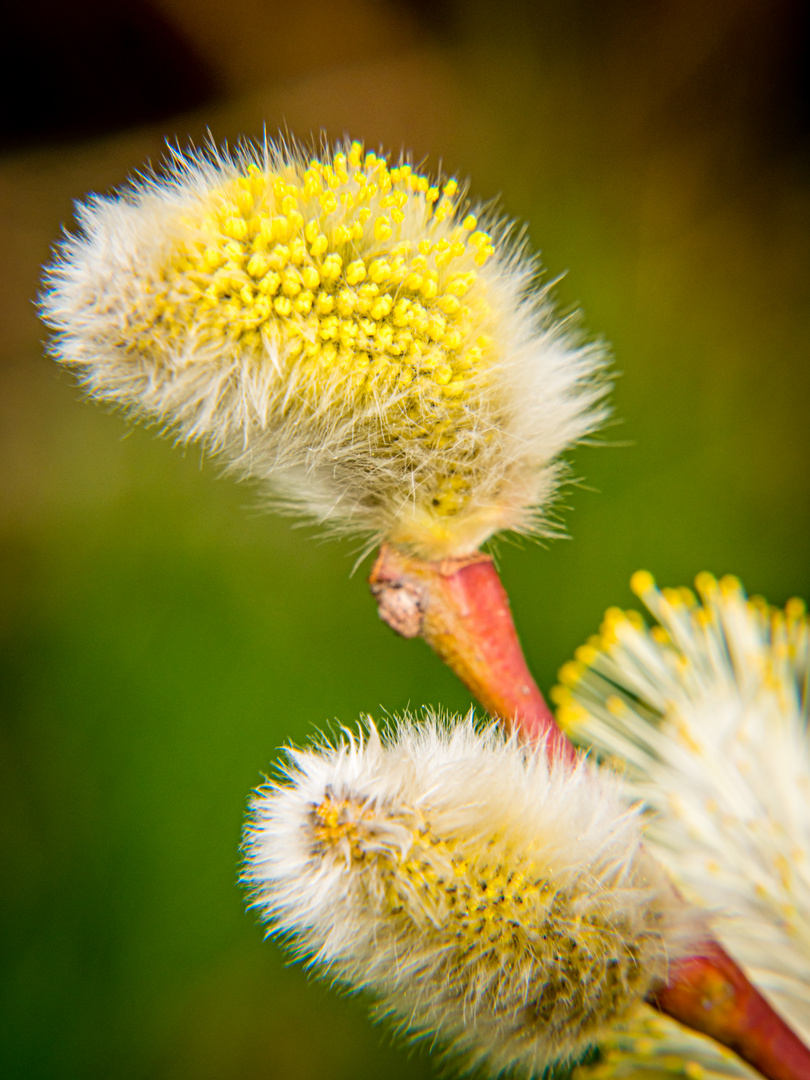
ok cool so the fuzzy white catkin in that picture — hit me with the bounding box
[555,571,810,1075]
[41,139,609,559]
[243,713,700,1076]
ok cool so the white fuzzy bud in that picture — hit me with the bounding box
[243,714,699,1075]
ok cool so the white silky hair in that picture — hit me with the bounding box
[243,712,700,1076]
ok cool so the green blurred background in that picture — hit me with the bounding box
[1,1,808,1076]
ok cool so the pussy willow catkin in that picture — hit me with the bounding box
[42,139,608,557]
[243,715,699,1075]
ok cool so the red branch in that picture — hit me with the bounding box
[652,941,810,1080]
[369,544,574,764]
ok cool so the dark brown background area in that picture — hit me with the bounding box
[1,2,808,1078]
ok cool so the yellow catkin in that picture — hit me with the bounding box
[44,138,611,558]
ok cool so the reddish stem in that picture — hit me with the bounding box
[369,544,574,763]
[368,543,810,1080]
[651,941,810,1080]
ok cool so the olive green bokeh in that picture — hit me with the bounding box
[2,2,808,1078]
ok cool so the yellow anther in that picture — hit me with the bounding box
[443,330,463,351]
[462,214,478,231]
[392,299,411,327]
[315,292,334,314]
[408,304,428,335]
[220,243,242,266]
[421,276,439,301]
[333,224,352,246]
[281,269,303,296]
[370,295,394,321]
[376,324,394,349]
[336,290,356,317]
[358,283,379,309]
[404,271,424,292]
[426,186,440,203]
[303,171,322,199]
[345,260,367,285]
[443,178,458,198]
[719,574,742,595]
[438,295,461,316]
[294,291,313,314]
[786,597,807,620]
[201,247,224,271]
[257,272,281,295]
[368,259,391,284]
[427,314,446,341]
[434,365,453,385]
[606,695,625,716]
[273,295,292,316]
[310,234,329,258]
[321,253,343,281]
[394,330,413,354]
[223,217,248,241]
[630,570,656,597]
[255,219,273,247]
[304,220,321,244]
[574,644,599,666]
[247,253,271,278]
[333,153,348,182]
[694,571,717,598]
[447,272,475,297]
[301,266,320,291]
[319,190,337,215]
[266,245,289,271]
[374,216,393,243]
[559,661,585,688]
[549,685,571,707]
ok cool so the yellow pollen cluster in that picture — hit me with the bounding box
[552,570,810,736]
[312,792,653,1042]
[141,143,500,516]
